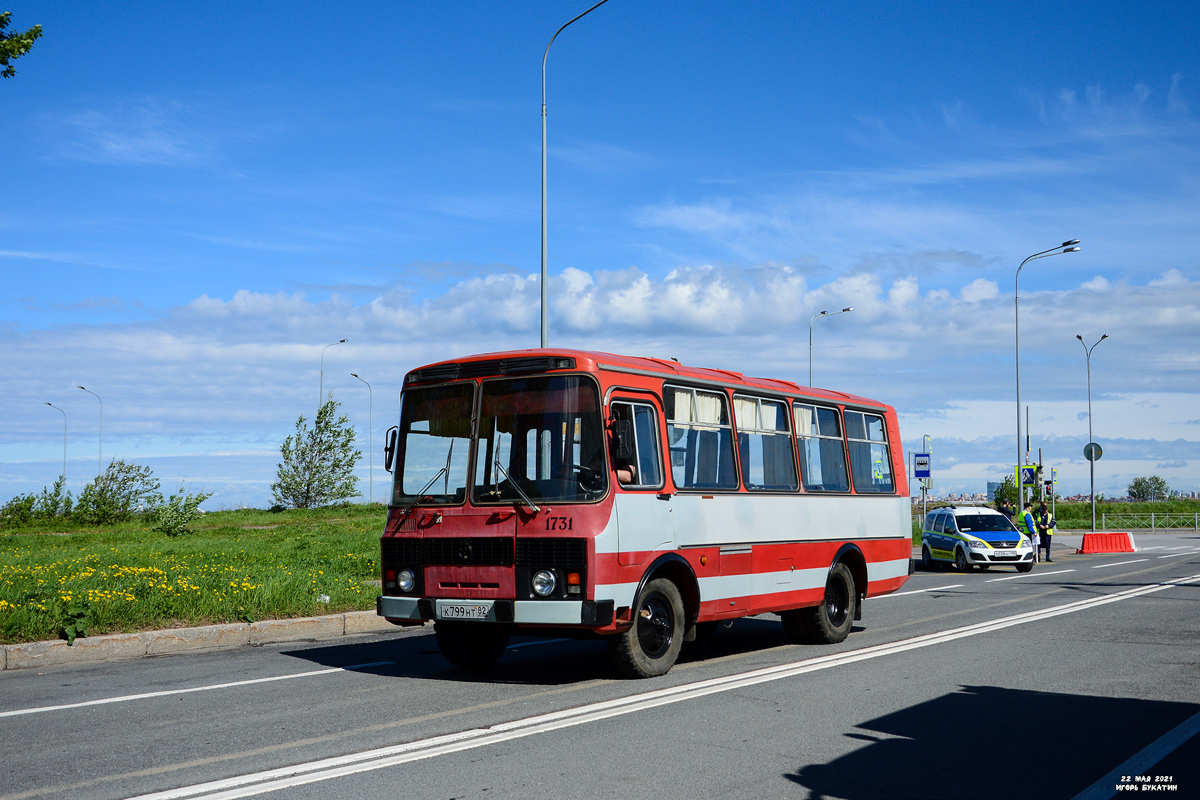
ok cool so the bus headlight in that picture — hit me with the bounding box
[532,570,557,597]
[397,568,415,593]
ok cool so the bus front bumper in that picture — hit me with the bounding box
[377,595,614,626]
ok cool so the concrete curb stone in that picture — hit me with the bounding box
[0,610,410,672]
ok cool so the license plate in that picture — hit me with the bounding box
[438,601,494,621]
[992,552,1016,559]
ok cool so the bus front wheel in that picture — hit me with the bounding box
[782,562,856,645]
[609,578,685,678]
[434,621,512,669]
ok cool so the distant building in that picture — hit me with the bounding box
[987,481,1002,501]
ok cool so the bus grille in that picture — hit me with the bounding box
[382,537,514,566]
[515,538,586,567]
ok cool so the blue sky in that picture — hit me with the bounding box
[3,0,1198,507]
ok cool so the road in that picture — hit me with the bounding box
[3,534,1198,800]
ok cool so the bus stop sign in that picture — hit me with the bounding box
[914,453,931,479]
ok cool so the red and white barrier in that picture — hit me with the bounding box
[1076,532,1137,554]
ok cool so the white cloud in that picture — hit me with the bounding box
[960,278,999,303]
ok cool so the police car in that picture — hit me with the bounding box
[919,506,1034,572]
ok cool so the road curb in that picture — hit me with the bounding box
[0,611,406,672]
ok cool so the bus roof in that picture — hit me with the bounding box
[405,348,890,410]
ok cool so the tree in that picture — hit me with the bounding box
[271,395,362,509]
[0,12,42,79]
[1127,475,1170,502]
[991,475,1018,509]
[75,458,163,525]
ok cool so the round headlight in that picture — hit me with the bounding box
[532,569,557,597]
[397,568,415,593]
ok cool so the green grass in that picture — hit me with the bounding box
[0,504,386,645]
[1050,499,1200,529]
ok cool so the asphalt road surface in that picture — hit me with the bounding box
[3,534,1199,800]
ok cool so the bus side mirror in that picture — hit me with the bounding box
[383,426,398,473]
[612,419,635,462]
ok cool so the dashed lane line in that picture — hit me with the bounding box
[987,569,1075,582]
[1091,559,1149,568]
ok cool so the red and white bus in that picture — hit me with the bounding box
[377,349,911,677]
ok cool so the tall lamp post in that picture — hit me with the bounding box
[1077,333,1108,532]
[809,307,853,387]
[45,402,66,482]
[541,0,610,348]
[319,339,347,405]
[350,372,373,505]
[1015,240,1080,508]
[77,385,102,477]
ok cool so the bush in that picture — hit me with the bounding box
[154,484,214,536]
[75,459,162,525]
[0,493,36,529]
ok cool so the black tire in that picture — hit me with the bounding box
[434,621,512,669]
[921,546,935,571]
[781,562,857,645]
[608,578,685,678]
[955,548,971,573]
[1016,561,1034,573]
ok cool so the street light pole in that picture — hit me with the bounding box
[541,0,610,348]
[1077,333,1108,532]
[1015,240,1080,508]
[808,307,853,387]
[45,402,66,482]
[350,372,373,506]
[320,340,347,405]
[77,385,102,477]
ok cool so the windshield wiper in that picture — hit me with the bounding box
[400,467,448,517]
[492,458,540,513]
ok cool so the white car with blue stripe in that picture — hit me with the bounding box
[919,506,1034,573]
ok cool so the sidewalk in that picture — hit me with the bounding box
[0,610,409,672]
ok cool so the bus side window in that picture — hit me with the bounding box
[609,401,664,489]
[734,395,798,491]
[665,386,738,490]
[793,403,849,492]
[844,410,895,493]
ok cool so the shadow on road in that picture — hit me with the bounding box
[785,685,1200,799]
[281,615,837,685]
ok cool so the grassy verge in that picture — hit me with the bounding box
[1,505,386,645]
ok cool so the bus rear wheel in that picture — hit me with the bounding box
[782,562,856,645]
[434,621,512,669]
[609,578,685,678]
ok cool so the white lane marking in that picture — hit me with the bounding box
[1158,552,1194,559]
[1072,709,1200,800]
[0,663,393,719]
[1137,546,1166,551]
[1091,559,1149,568]
[874,584,963,598]
[987,569,1075,582]
[126,573,1200,800]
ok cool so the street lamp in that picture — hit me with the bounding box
[1015,240,1080,508]
[541,0,611,348]
[350,372,373,505]
[1077,333,1108,532]
[319,339,347,405]
[77,385,102,477]
[808,307,853,387]
[45,402,66,482]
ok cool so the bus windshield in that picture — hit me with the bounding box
[394,383,473,506]
[472,375,607,505]
[956,514,1018,534]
